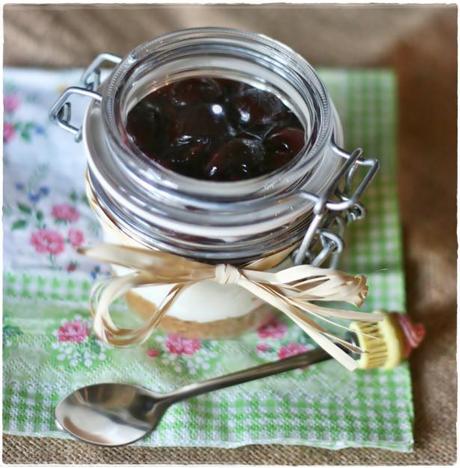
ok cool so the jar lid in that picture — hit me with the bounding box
[51,28,380,263]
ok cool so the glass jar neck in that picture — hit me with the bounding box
[84,28,343,263]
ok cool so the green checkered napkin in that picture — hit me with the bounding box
[3,68,414,451]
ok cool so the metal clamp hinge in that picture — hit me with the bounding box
[292,145,379,267]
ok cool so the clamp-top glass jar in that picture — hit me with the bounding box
[50,28,379,339]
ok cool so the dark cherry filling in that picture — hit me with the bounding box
[126,77,305,181]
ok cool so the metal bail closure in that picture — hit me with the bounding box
[49,52,122,142]
[49,87,102,142]
[292,145,379,267]
[80,52,122,91]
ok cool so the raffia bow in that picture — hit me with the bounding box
[79,243,383,371]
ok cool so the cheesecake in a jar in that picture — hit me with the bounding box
[50,28,378,339]
[110,75,304,337]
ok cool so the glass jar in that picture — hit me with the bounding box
[50,28,378,339]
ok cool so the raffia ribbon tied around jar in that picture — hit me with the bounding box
[79,242,383,371]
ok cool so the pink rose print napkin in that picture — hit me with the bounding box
[3,68,414,451]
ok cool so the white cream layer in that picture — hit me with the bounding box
[102,226,267,323]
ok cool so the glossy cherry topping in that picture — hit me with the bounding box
[126,77,305,181]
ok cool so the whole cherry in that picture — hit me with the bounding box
[264,127,305,170]
[170,77,223,107]
[206,137,266,181]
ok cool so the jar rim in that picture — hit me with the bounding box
[100,27,335,200]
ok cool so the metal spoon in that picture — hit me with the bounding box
[56,347,331,446]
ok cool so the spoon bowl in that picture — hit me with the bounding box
[55,383,167,446]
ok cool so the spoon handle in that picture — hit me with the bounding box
[163,347,331,404]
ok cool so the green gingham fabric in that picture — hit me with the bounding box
[3,68,414,451]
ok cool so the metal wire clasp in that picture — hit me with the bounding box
[292,144,379,267]
[49,53,121,141]
[81,52,122,91]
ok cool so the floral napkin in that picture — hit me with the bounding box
[3,68,414,451]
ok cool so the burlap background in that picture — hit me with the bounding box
[2,4,457,465]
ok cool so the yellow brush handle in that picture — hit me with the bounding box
[349,311,425,370]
